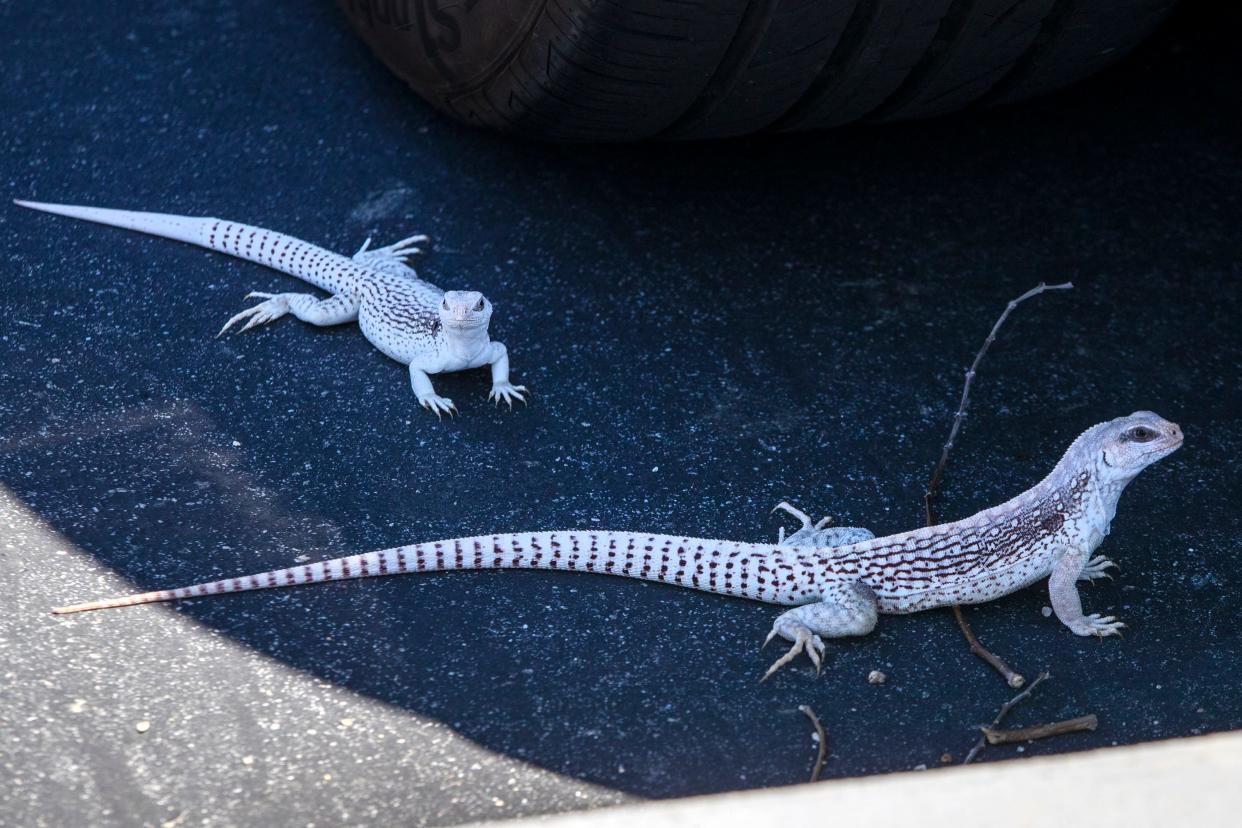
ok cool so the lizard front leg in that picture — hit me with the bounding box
[409,365,456,418]
[1049,547,1126,637]
[218,292,359,336]
[760,581,878,681]
[485,341,528,408]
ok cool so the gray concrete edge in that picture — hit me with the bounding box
[482,729,1242,827]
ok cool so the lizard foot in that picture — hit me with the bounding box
[1079,555,1119,582]
[418,393,457,419]
[354,234,430,263]
[1070,613,1126,638]
[771,501,833,546]
[487,382,528,409]
[759,624,825,682]
[217,292,290,336]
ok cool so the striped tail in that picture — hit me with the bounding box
[53,543,422,614]
[52,530,815,614]
[15,199,371,294]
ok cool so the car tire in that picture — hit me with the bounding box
[338,0,1178,141]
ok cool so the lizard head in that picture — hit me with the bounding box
[439,290,492,333]
[1093,411,1183,481]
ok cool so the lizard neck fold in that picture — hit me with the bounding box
[443,325,491,361]
[1038,424,1144,530]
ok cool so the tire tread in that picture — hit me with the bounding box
[338,0,1178,140]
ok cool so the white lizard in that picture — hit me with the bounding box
[53,412,1182,680]
[14,199,527,416]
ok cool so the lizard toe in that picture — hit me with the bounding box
[759,626,818,682]
[488,383,528,409]
[771,502,813,530]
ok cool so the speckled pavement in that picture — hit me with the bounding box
[2,3,1240,827]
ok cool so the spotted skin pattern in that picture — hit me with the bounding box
[14,199,527,416]
[52,413,1183,678]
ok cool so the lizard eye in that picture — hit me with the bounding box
[1126,426,1157,442]
[442,298,449,310]
[475,298,485,312]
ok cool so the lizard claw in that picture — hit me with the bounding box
[771,501,813,530]
[355,233,430,263]
[488,382,528,409]
[353,233,431,278]
[759,625,825,682]
[217,294,290,337]
[387,233,430,254]
[1079,555,1119,583]
[771,501,836,547]
[1072,613,1126,638]
[419,394,457,419]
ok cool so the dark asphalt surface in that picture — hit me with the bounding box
[2,2,1240,826]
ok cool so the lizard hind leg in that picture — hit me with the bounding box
[760,581,879,682]
[1079,555,1119,582]
[771,501,814,546]
[218,292,359,336]
[352,234,430,277]
[771,501,876,548]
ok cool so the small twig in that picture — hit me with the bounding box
[798,705,828,782]
[953,606,1025,688]
[963,670,1050,764]
[982,714,1098,745]
[924,281,1072,685]
[922,281,1074,525]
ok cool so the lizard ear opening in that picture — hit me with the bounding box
[475,298,485,311]
[442,297,449,310]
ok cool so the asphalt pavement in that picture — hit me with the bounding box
[2,2,1239,826]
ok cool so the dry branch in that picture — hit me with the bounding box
[963,671,1050,765]
[952,605,1024,688]
[982,714,1098,745]
[924,281,1073,686]
[798,705,828,782]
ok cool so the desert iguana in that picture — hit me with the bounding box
[14,199,526,416]
[52,412,1182,680]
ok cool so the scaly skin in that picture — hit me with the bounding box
[14,199,527,416]
[51,412,1182,679]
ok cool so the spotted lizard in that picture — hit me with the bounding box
[14,199,526,416]
[52,412,1182,680]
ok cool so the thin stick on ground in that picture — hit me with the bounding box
[798,705,828,782]
[963,671,1050,765]
[952,606,1024,688]
[982,714,1098,745]
[924,281,1073,686]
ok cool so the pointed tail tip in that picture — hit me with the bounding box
[52,599,116,614]
[15,199,68,213]
[14,199,55,212]
[53,590,172,614]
